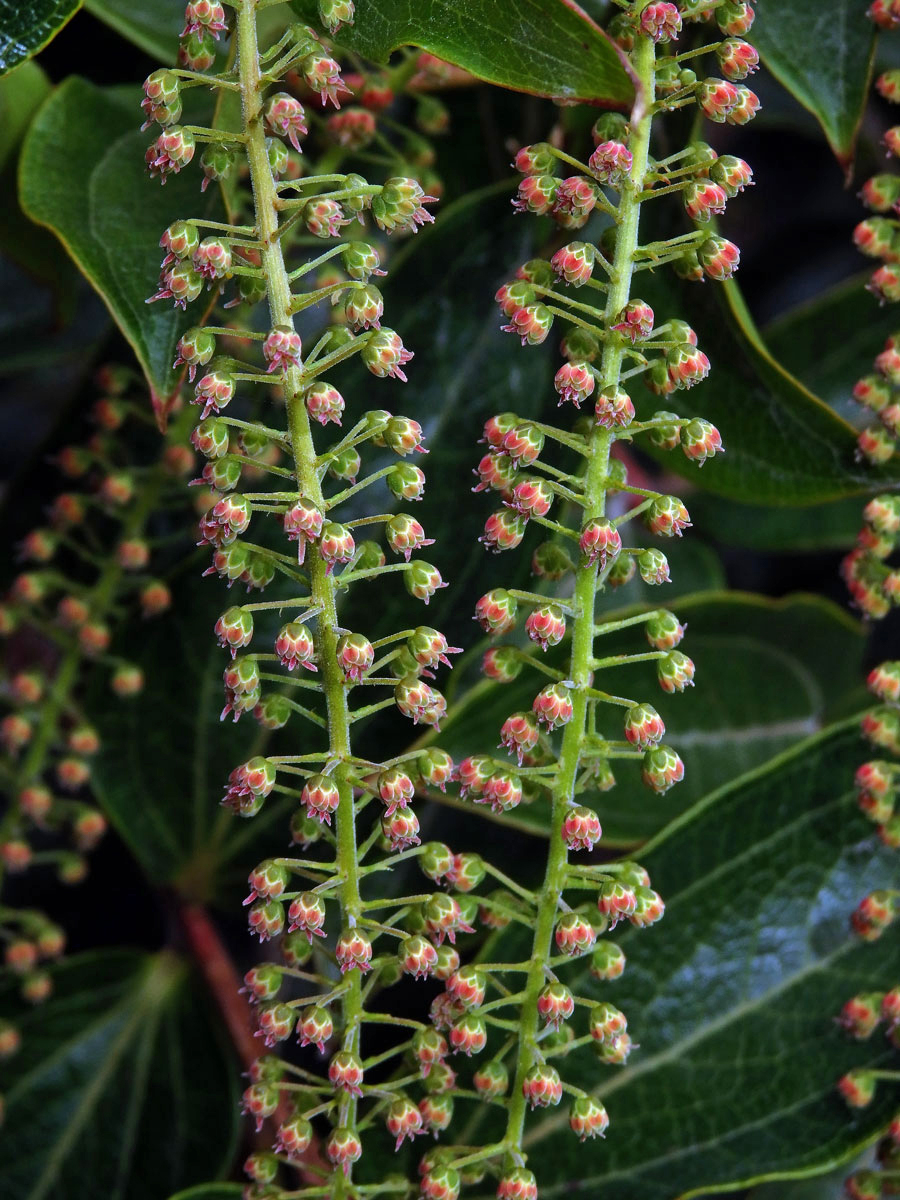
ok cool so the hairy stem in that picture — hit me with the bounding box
[502,22,657,1168]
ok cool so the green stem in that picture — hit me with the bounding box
[234,5,363,1190]
[500,20,657,1171]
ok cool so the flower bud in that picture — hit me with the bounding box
[837,1069,877,1108]
[301,773,341,825]
[638,547,670,585]
[555,911,596,956]
[247,899,284,942]
[641,2,682,41]
[480,509,528,553]
[421,1164,460,1200]
[424,893,474,945]
[263,324,302,373]
[522,1063,562,1108]
[611,299,654,343]
[418,749,455,792]
[699,235,740,280]
[624,703,665,749]
[525,604,567,651]
[502,304,554,346]
[591,941,626,980]
[449,1012,487,1056]
[335,927,373,973]
[641,745,684,793]
[473,1059,508,1098]
[588,139,633,186]
[326,1125,362,1174]
[533,683,574,730]
[362,329,414,381]
[658,650,696,693]
[580,518,622,568]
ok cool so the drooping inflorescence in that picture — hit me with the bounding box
[0,367,189,1105]
[400,2,757,1195]
[138,4,520,1196]
[828,9,900,1191]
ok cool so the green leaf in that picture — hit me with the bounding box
[0,0,81,74]
[636,273,899,505]
[688,492,863,551]
[0,62,81,316]
[0,950,239,1200]
[18,78,219,404]
[752,0,875,168]
[289,0,635,106]
[0,60,49,170]
[83,0,182,63]
[434,593,866,844]
[525,720,900,1197]
[763,274,896,429]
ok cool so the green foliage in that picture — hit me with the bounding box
[290,0,635,104]
[525,720,900,1197]
[0,951,239,1200]
[0,0,81,73]
[753,0,875,167]
[19,78,219,403]
[83,0,183,63]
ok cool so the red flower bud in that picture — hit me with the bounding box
[336,927,373,973]
[525,604,566,651]
[326,1126,362,1174]
[263,324,302,373]
[611,299,654,342]
[497,1169,538,1200]
[473,1059,508,1098]
[580,517,622,568]
[449,1012,487,1056]
[386,1096,424,1150]
[699,235,741,280]
[641,2,682,42]
[555,911,596,956]
[265,91,307,152]
[641,746,684,793]
[533,683,574,730]
[512,174,559,215]
[500,711,540,765]
[551,241,596,285]
[502,304,554,346]
[523,1063,562,1108]
[658,651,696,693]
[589,140,633,185]
[563,805,602,851]
[595,386,635,428]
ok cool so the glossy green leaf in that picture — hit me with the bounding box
[763,274,896,429]
[432,593,866,844]
[0,60,49,170]
[19,78,220,405]
[84,0,182,63]
[290,0,635,105]
[0,0,81,74]
[0,950,239,1200]
[0,61,80,313]
[688,492,863,551]
[635,273,899,504]
[524,720,900,1197]
[753,0,875,168]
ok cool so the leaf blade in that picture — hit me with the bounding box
[289,0,636,105]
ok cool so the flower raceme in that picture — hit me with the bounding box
[405,0,756,1192]
[0,370,190,1090]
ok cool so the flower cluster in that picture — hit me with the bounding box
[0,368,187,1088]
[827,13,900,1197]
[138,7,539,1197]
[406,1,756,1193]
